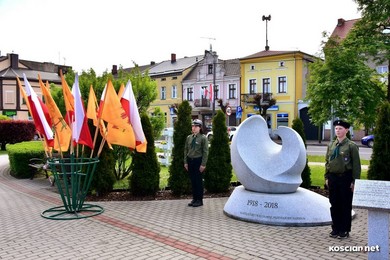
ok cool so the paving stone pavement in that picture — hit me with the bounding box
[0,154,388,260]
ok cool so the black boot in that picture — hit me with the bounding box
[188,200,195,206]
[192,200,203,207]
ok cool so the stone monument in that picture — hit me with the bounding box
[224,115,332,226]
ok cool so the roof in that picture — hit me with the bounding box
[330,18,360,40]
[240,50,311,61]
[0,67,61,83]
[149,55,204,77]
[223,59,240,76]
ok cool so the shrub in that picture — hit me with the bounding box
[204,110,232,193]
[7,141,45,179]
[0,120,36,150]
[292,117,312,188]
[129,114,160,196]
[368,102,390,181]
[168,101,192,196]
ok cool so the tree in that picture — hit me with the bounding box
[129,113,160,196]
[204,110,232,193]
[168,101,192,196]
[149,107,166,140]
[305,34,385,129]
[292,118,311,188]
[253,93,276,119]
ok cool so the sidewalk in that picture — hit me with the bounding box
[0,154,384,260]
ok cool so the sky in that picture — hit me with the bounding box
[0,0,361,75]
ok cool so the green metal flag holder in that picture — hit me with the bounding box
[41,156,104,220]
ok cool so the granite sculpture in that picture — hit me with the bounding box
[224,115,332,226]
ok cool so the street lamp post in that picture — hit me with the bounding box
[212,51,217,117]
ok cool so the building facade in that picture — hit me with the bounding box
[240,50,318,138]
[182,50,240,130]
[0,53,70,120]
[148,53,203,127]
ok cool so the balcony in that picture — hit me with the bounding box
[241,93,273,106]
[194,98,211,107]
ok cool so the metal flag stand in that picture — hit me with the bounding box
[41,156,103,220]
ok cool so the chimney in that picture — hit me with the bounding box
[171,53,176,63]
[150,61,155,65]
[112,65,118,75]
[10,53,19,69]
[337,18,346,27]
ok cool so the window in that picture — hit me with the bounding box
[228,84,236,99]
[201,86,207,98]
[278,76,287,93]
[171,85,177,98]
[262,78,271,93]
[377,66,388,83]
[249,79,256,94]
[208,64,213,74]
[250,65,255,70]
[279,61,285,67]
[187,87,193,101]
[161,86,166,100]
[172,76,177,80]
[161,78,166,81]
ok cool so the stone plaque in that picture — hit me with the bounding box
[353,180,390,211]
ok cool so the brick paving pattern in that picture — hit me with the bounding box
[0,154,388,260]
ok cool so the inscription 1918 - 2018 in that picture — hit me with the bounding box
[247,200,278,208]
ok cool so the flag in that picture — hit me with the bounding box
[22,74,54,147]
[72,74,93,148]
[98,80,135,149]
[208,83,213,101]
[121,80,147,152]
[117,83,125,98]
[38,75,71,152]
[60,70,74,125]
[87,85,112,149]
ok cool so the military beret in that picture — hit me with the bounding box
[333,119,350,129]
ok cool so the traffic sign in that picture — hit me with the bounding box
[226,106,232,116]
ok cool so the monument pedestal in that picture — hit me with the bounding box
[353,180,390,260]
[224,186,332,226]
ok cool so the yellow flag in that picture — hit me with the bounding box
[117,83,125,98]
[38,75,71,152]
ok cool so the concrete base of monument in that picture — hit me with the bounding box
[224,185,333,226]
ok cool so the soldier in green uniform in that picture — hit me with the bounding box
[325,120,361,239]
[184,119,209,207]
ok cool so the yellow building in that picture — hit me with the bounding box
[240,50,317,137]
[148,53,203,127]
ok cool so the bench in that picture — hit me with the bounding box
[28,158,49,180]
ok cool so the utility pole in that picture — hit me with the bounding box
[212,51,216,117]
[262,15,271,51]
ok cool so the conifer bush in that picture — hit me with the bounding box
[130,113,160,196]
[204,110,232,193]
[292,117,312,188]
[368,102,390,181]
[168,101,192,196]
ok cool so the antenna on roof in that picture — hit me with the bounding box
[201,37,216,52]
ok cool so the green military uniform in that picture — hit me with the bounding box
[325,136,361,237]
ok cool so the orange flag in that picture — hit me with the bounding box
[98,80,135,149]
[87,85,112,149]
[60,70,74,125]
[38,75,71,152]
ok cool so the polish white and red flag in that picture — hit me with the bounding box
[205,83,213,101]
[71,74,93,148]
[23,73,54,147]
[120,80,147,153]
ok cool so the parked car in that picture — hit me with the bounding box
[206,126,239,141]
[361,135,374,148]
